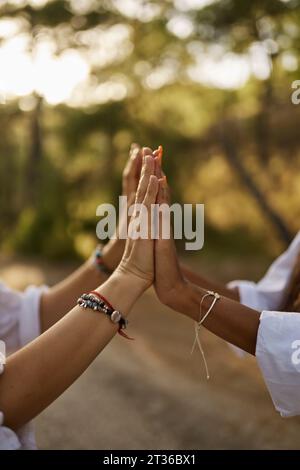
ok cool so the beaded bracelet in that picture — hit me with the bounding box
[93,245,112,276]
[77,291,133,340]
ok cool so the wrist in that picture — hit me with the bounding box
[95,269,148,317]
[114,264,151,294]
[162,278,188,308]
[163,279,203,322]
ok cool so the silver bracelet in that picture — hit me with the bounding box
[77,292,132,340]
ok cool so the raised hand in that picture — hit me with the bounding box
[116,148,159,289]
[153,148,186,309]
[122,143,143,199]
[102,144,143,271]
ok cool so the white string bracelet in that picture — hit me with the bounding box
[191,290,220,380]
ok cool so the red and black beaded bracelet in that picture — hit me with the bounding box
[77,291,133,340]
[93,246,112,276]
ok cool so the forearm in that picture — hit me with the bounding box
[0,272,144,430]
[167,280,260,355]
[181,264,240,301]
[40,260,107,332]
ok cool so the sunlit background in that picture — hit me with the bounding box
[1,0,300,260]
[0,0,284,105]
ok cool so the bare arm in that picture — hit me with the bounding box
[40,144,143,332]
[0,151,156,431]
[0,272,146,430]
[153,165,258,356]
[181,264,240,301]
[150,147,240,303]
[40,260,107,332]
[164,280,259,355]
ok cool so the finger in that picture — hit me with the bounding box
[157,177,173,241]
[130,145,142,167]
[142,147,153,162]
[158,145,163,162]
[131,145,143,186]
[127,143,141,168]
[154,156,162,179]
[142,175,159,209]
[130,142,140,155]
[140,152,155,177]
[135,155,155,204]
[129,174,158,245]
[153,145,163,166]
[123,145,143,196]
[134,147,143,180]
[143,147,153,155]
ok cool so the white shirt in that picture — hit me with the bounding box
[229,231,300,417]
[0,282,46,450]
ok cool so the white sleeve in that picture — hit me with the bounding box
[228,231,300,312]
[256,310,300,417]
[0,283,47,449]
[18,285,47,347]
[227,232,300,358]
[0,411,22,450]
[0,383,37,449]
[0,282,47,352]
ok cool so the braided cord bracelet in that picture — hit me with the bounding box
[191,290,220,380]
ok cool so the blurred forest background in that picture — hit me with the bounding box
[2,0,300,451]
[1,0,300,261]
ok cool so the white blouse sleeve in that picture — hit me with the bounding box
[0,411,22,450]
[256,310,300,417]
[18,285,46,347]
[0,282,48,450]
[228,231,300,311]
[0,283,47,351]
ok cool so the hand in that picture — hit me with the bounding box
[116,149,159,291]
[153,151,186,307]
[122,143,143,199]
[101,144,142,271]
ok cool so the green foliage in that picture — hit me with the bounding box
[1,0,300,259]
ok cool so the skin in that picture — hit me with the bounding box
[0,151,157,431]
[40,144,143,332]
[180,265,240,302]
[152,154,260,356]
[134,144,240,303]
[0,143,263,433]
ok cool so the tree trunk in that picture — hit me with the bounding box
[255,79,272,166]
[219,126,293,247]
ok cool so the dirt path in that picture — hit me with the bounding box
[1,257,300,449]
